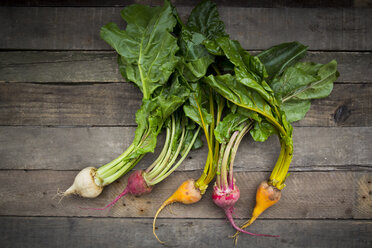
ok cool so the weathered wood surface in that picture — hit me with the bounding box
[0,2,370,247]
[1,7,371,50]
[1,126,371,170]
[0,51,370,83]
[0,82,141,126]
[1,83,370,127]
[0,0,361,8]
[1,217,371,248]
[0,170,371,219]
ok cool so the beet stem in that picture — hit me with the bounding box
[81,187,130,211]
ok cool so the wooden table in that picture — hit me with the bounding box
[0,1,371,247]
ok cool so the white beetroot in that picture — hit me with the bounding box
[63,167,103,198]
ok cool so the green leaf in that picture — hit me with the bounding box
[250,120,277,142]
[183,83,213,128]
[128,75,190,159]
[180,117,203,156]
[213,37,279,107]
[205,74,275,119]
[100,1,179,99]
[187,0,227,40]
[236,106,262,123]
[214,113,248,144]
[177,0,227,82]
[191,134,204,150]
[257,42,308,78]
[177,28,214,82]
[271,60,339,122]
[205,73,293,143]
[156,75,191,119]
[281,99,311,123]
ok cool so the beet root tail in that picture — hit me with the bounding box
[153,198,175,244]
[80,187,130,211]
[224,208,279,238]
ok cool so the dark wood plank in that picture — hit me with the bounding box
[0,51,370,83]
[0,51,123,83]
[0,82,142,126]
[0,7,371,50]
[1,83,370,127]
[0,126,370,170]
[0,170,370,219]
[0,0,356,8]
[0,217,371,248]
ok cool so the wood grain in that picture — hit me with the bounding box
[0,7,371,50]
[0,217,371,248]
[0,51,370,83]
[0,126,371,171]
[0,170,370,219]
[296,83,372,127]
[0,82,142,126]
[1,83,370,126]
[0,2,370,247]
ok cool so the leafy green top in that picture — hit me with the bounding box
[101,1,179,100]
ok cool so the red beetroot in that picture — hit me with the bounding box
[84,170,152,210]
[212,184,278,237]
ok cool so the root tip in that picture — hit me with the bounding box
[234,236,239,246]
[53,188,67,204]
[153,229,165,245]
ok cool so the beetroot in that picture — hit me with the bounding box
[84,170,152,210]
[83,114,201,211]
[213,121,278,237]
[212,184,278,237]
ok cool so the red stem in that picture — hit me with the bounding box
[224,208,279,237]
[80,187,130,211]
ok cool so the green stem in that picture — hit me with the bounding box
[269,143,292,190]
[209,89,215,158]
[269,139,286,182]
[98,159,126,179]
[231,101,287,137]
[145,125,171,174]
[228,123,251,188]
[269,134,293,190]
[195,154,211,189]
[204,97,224,186]
[96,143,135,175]
[278,152,293,187]
[148,127,200,186]
[149,124,186,182]
[96,121,152,184]
[102,154,145,185]
[146,115,176,179]
[194,93,214,192]
[220,131,239,190]
[216,143,226,188]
